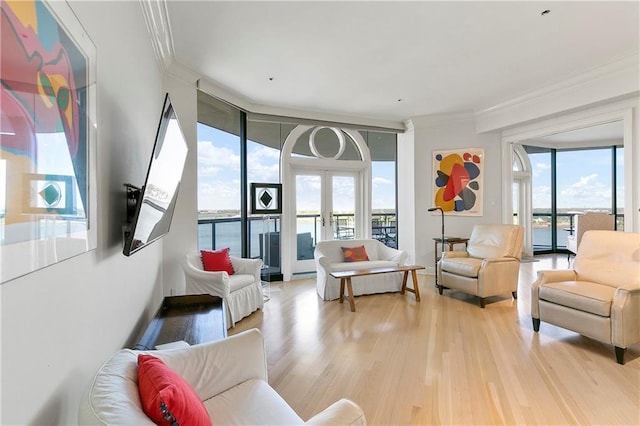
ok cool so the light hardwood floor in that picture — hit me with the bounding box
[230,255,640,425]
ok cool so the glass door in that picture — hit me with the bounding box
[292,170,359,274]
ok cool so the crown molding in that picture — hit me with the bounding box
[197,77,406,132]
[476,53,639,133]
[139,0,174,72]
[409,111,476,128]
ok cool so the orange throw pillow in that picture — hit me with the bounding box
[200,248,234,275]
[342,245,369,262]
[137,354,212,426]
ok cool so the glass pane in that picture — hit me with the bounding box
[197,104,242,255]
[332,175,355,240]
[529,151,551,251]
[296,175,321,260]
[556,148,612,248]
[366,131,397,248]
[512,182,519,225]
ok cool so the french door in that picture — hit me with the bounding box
[292,170,360,274]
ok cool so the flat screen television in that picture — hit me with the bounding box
[122,93,188,256]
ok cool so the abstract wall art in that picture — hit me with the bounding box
[432,148,483,216]
[0,0,97,283]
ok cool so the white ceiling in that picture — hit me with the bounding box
[164,1,639,124]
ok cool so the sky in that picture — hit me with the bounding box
[528,147,623,210]
[197,122,623,214]
[197,123,396,213]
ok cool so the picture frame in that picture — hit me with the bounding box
[250,183,282,215]
[432,148,484,216]
[0,0,97,283]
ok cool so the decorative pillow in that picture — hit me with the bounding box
[342,245,369,262]
[137,354,212,426]
[201,248,234,275]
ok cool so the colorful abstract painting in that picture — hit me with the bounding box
[0,0,96,283]
[432,148,483,216]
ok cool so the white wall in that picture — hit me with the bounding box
[0,2,167,424]
[398,113,503,273]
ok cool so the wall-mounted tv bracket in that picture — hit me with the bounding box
[124,183,142,224]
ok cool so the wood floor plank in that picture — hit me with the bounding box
[231,255,640,425]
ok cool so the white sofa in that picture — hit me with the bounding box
[79,328,366,425]
[183,252,264,328]
[314,239,408,301]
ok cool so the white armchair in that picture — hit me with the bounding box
[437,224,524,308]
[532,230,640,364]
[183,252,264,328]
[79,329,367,425]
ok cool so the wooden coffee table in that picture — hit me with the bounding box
[330,265,425,312]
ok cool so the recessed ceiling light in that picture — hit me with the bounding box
[541,9,551,16]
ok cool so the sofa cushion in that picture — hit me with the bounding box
[440,257,482,278]
[342,245,369,262]
[228,274,257,292]
[539,281,616,317]
[201,248,234,275]
[137,354,212,426]
[205,379,303,425]
[331,260,397,272]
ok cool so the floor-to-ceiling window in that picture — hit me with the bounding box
[363,131,397,248]
[197,91,398,280]
[525,145,623,254]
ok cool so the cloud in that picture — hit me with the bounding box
[248,146,280,182]
[198,179,241,211]
[559,174,611,207]
[197,141,240,176]
[372,177,392,185]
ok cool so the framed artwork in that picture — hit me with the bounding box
[432,148,484,216]
[250,183,282,215]
[0,0,97,283]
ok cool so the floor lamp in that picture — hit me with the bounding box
[428,207,445,288]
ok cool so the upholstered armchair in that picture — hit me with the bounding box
[566,212,615,257]
[437,224,524,308]
[183,252,264,328]
[532,230,640,364]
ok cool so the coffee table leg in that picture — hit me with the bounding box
[401,271,409,294]
[346,277,356,312]
[339,278,345,304]
[411,270,421,302]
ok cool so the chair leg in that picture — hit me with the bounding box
[512,291,517,300]
[532,318,540,332]
[479,298,486,308]
[615,346,626,365]
[437,285,443,295]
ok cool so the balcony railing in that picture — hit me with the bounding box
[526,211,623,251]
[197,213,397,259]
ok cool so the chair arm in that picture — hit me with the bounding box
[530,269,578,318]
[476,257,520,297]
[183,260,231,299]
[156,329,268,401]
[231,256,263,280]
[378,244,407,265]
[305,399,367,426]
[316,255,333,271]
[612,285,640,348]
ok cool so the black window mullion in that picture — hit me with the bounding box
[240,111,248,258]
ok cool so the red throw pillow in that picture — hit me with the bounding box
[342,245,369,262]
[200,248,234,275]
[137,354,212,426]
